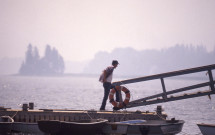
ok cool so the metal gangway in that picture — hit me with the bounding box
[112,64,215,108]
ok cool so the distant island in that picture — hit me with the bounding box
[0,44,214,76]
[83,44,215,76]
[19,44,65,75]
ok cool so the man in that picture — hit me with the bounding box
[99,60,119,110]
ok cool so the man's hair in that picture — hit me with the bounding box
[112,60,119,65]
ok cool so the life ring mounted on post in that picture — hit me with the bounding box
[109,86,130,110]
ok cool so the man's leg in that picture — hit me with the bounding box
[115,90,120,102]
[111,85,120,102]
[100,82,111,110]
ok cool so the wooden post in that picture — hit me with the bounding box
[29,102,34,110]
[156,105,162,115]
[208,70,215,92]
[160,78,167,100]
[22,104,28,111]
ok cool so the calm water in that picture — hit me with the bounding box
[0,75,215,135]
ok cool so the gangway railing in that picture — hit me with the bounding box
[112,64,215,108]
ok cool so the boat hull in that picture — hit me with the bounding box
[12,122,43,134]
[0,122,13,133]
[0,116,14,133]
[38,119,108,135]
[103,119,184,135]
[61,119,108,135]
[0,122,43,134]
[197,123,215,135]
[38,120,61,134]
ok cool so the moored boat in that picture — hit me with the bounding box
[61,119,108,135]
[103,119,184,135]
[197,123,215,135]
[11,122,43,134]
[0,116,43,134]
[38,118,108,135]
[0,116,14,134]
[37,120,61,134]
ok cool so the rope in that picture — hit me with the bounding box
[156,112,166,120]
[83,107,93,119]
[120,111,127,121]
[85,111,93,119]
[1,111,18,122]
[11,111,19,119]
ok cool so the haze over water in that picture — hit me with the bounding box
[1,75,215,135]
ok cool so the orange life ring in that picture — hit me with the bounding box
[109,86,130,109]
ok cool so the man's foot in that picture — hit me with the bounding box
[113,107,120,111]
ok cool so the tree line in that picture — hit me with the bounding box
[19,44,65,75]
[83,44,215,76]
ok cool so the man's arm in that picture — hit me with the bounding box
[103,70,107,82]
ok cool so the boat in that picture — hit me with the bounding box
[197,123,215,135]
[103,119,184,135]
[38,118,108,135]
[0,115,43,134]
[37,120,61,134]
[11,122,43,134]
[61,119,108,135]
[0,116,14,134]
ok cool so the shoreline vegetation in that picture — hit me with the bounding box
[19,44,65,76]
[7,72,209,81]
[1,44,214,77]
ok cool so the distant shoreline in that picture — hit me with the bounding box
[1,73,209,81]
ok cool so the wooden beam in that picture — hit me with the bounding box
[129,81,212,104]
[208,69,215,92]
[127,90,213,108]
[160,78,167,100]
[112,64,215,109]
[112,64,215,86]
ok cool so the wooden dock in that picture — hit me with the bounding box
[0,106,166,123]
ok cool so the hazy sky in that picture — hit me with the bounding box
[0,0,215,61]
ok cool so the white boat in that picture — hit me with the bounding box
[103,119,184,135]
[0,116,14,134]
[0,115,43,134]
[197,123,215,135]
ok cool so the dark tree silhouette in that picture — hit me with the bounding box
[83,44,215,76]
[19,44,65,75]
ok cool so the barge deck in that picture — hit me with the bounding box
[0,106,166,123]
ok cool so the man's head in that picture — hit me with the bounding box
[112,60,119,68]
